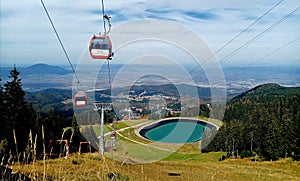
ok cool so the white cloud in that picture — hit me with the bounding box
[0,0,299,67]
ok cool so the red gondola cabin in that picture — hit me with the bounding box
[89,35,112,59]
[74,91,88,107]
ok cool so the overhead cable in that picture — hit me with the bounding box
[189,0,285,74]
[40,0,83,89]
[207,5,300,70]
[236,36,300,73]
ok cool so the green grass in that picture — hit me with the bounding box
[118,128,150,144]
[90,119,150,136]
[107,140,173,163]
[122,119,151,127]
[163,151,225,162]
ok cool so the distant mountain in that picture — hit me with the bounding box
[230,83,299,102]
[21,63,72,75]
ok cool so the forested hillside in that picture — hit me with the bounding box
[26,88,72,114]
[204,83,300,160]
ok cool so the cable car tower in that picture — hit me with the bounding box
[91,0,114,156]
[93,102,113,156]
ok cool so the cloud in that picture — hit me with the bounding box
[185,10,216,20]
[0,0,299,66]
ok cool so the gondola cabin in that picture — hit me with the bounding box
[74,91,88,107]
[89,35,112,59]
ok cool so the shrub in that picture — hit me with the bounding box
[240,150,254,159]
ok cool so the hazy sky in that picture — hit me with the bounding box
[1,0,300,67]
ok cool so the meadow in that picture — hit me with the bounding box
[12,152,300,180]
[9,119,300,180]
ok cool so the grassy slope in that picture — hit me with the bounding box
[11,116,300,180]
[10,121,300,180]
[12,152,300,180]
[39,118,298,180]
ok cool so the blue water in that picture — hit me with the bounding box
[140,119,207,143]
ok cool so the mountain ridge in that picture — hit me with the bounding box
[230,83,300,102]
[20,63,72,75]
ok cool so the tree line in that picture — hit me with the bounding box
[0,66,85,162]
[204,83,300,161]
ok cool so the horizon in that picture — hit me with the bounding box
[1,62,299,94]
[2,61,300,68]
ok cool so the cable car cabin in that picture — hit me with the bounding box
[89,35,112,59]
[74,91,88,107]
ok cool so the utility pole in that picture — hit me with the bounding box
[93,102,113,156]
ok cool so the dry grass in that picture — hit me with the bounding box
[10,152,300,181]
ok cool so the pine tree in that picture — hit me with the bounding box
[70,116,86,152]
[3,66,36,157]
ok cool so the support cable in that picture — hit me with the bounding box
[40,0,83,90]
[189,0,285,74]
[206,5,300,71]
[100,0,113,94]
[100,0,111,35]
[236,36,300,74]
[107,60,112,93]
[101,0,107,35]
